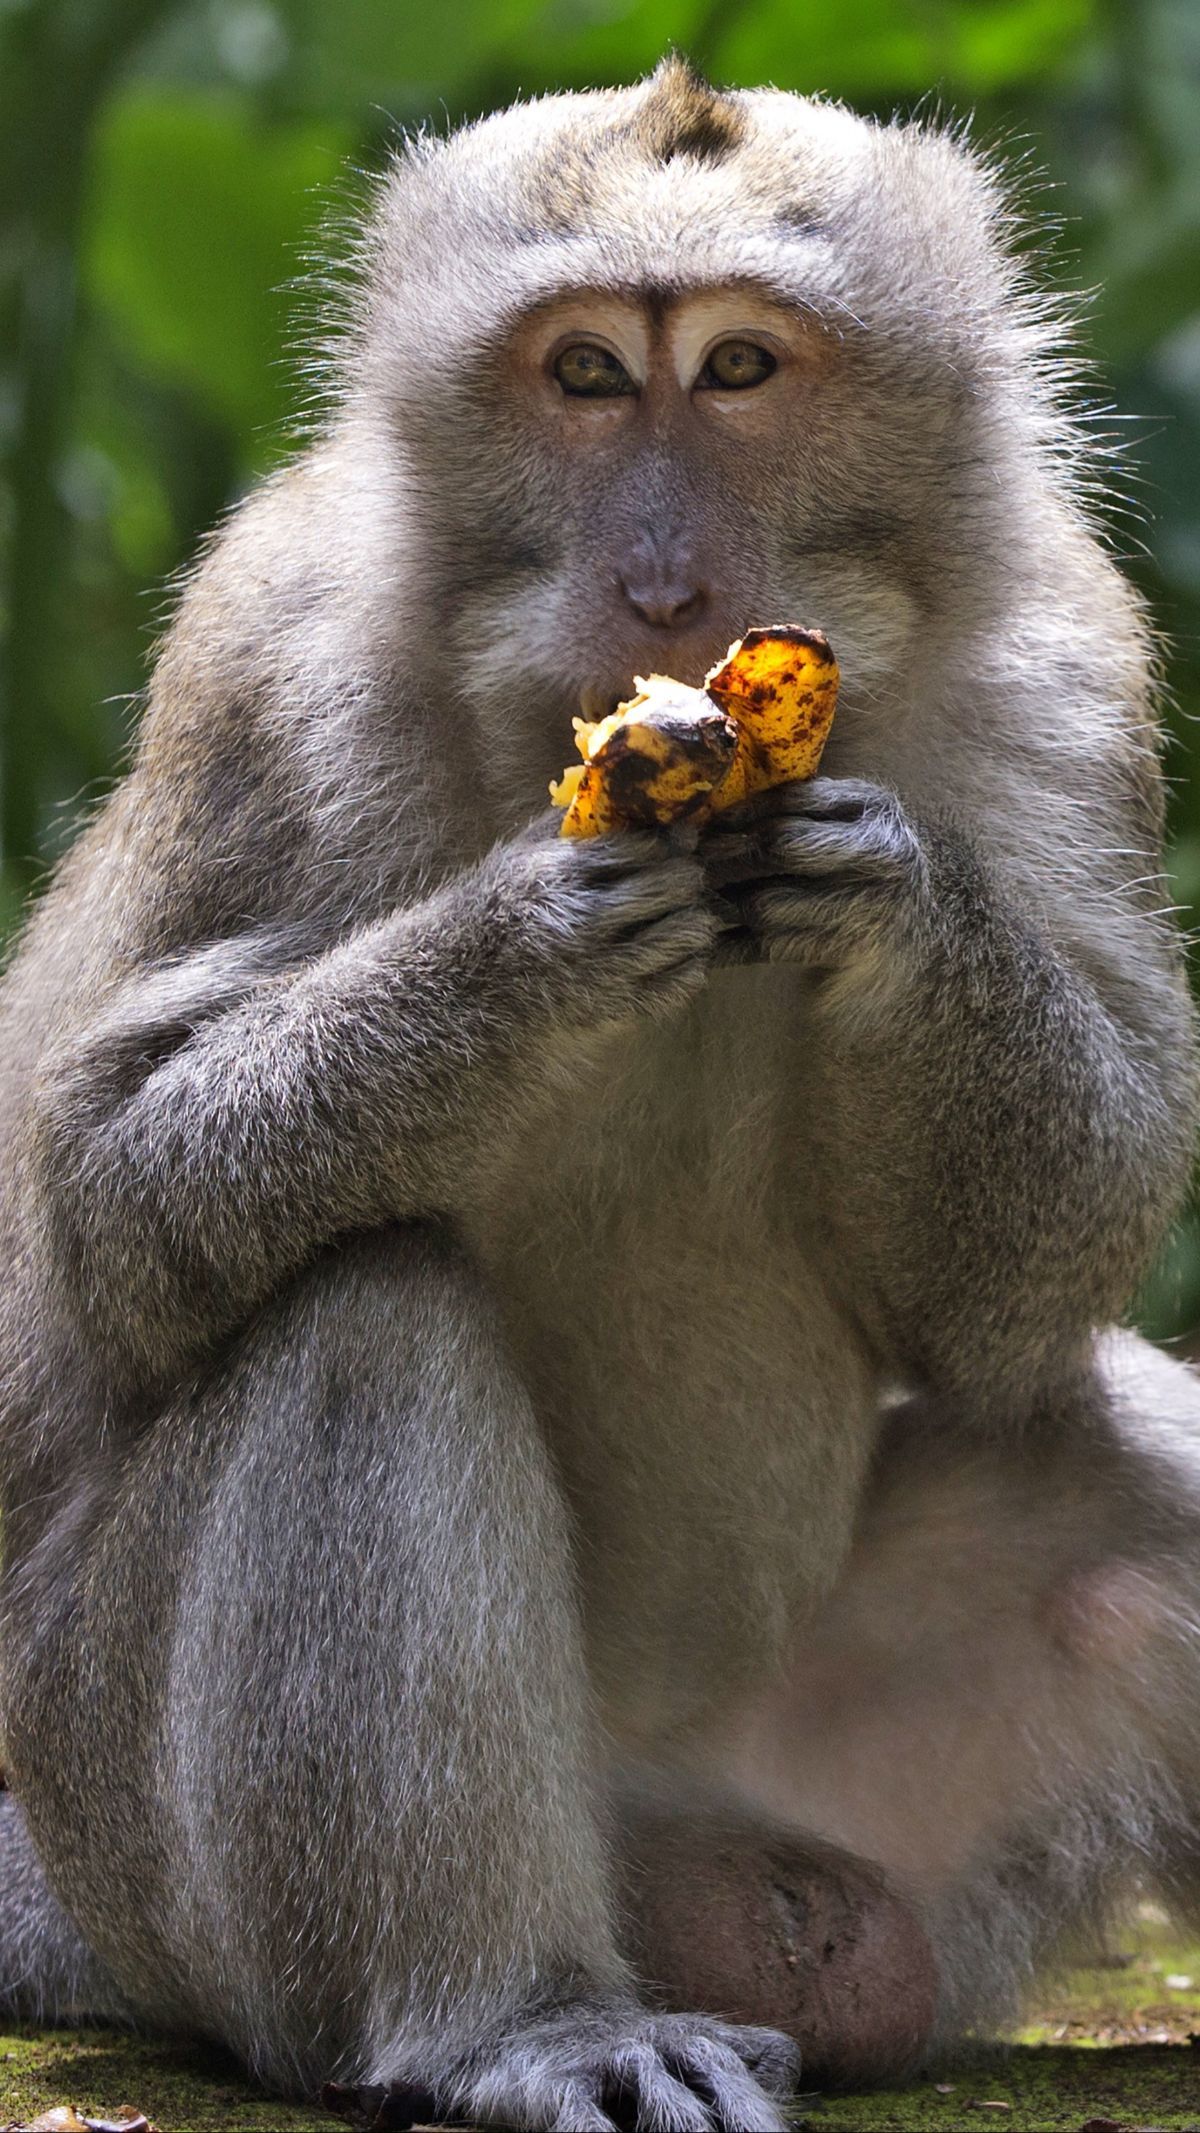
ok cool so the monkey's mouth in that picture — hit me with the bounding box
[578,645,739,721]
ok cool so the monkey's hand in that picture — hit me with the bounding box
[487,821,720,1026]
[700,777,927,971]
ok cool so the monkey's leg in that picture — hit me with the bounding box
[715,1329,1200,2054]
[8,1224,796,2131]
[0,1789,126,2023]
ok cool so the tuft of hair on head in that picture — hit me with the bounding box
[624,51,745,165]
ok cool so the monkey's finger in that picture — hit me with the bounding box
[667,2057,788,2131]
[749,881,844,922]
[520,819,672,878]
[696,2070,789,2131]
[699,2023,802,2100]
[575,827,677,870]
[697,830,771,886]
[605,2043,715,2130]
[637,971,711,1024]
[705,817,911,888]
[664,820,703,856]
[661,2033,793,2131]
[541,2081,614,2132]
[713,775,879,836]
[768,818,913,881]
[710,927,762,967]
[767,774,879,821]
[554,829,677,885]
[738,884,871,966]
[612,905,718,973]
[634,950,714,1022]
[586,864,709,941]
[570,853,697,912]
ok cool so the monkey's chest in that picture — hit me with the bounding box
[467,976,881,1746]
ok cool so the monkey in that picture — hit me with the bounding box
[1,50,1200,2133]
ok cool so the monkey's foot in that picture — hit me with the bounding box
[331,2003,799,2131]
[620,1809,938,2088]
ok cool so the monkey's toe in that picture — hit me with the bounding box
[620,1807,938,2088]
[472,2006,796,2131]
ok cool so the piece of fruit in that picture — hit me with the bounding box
[550,677,739,837]
[705,626,838,813]
[551,627,837,837]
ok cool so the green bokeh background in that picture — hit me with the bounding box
[3,0,1200,1335]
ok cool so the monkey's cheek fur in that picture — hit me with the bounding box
[618,1811,938,2089]
[552,627,838,836]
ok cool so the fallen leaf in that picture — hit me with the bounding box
[3,2111,156,2133]
[4,2114,92,2133]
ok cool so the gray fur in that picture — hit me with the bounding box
[1,55,1198,2132]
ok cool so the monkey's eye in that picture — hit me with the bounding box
[554,344,635,398]
[697,339,777,391]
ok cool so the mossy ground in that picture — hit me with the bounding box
[2,1909,1198,2132]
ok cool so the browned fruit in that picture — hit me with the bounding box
[705,625,838,812]
[550,677,739,836]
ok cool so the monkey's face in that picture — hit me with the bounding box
[472,284,849,725]
[406,275,943,809]
[364,62,1023,810]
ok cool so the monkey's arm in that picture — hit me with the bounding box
[31,832,711,1391]
[705,775,1198,1410]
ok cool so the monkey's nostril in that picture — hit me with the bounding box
[669,588,708,628]
[620,579,709,630]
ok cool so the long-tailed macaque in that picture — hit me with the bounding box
[1,56,1199,2133]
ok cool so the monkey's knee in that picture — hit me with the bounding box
[617,1802,937,2088]
[248,1217,524,1433]
[282,1217,481,1344]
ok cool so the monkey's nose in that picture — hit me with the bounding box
[619,577,708,630]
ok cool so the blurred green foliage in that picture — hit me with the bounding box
[2,0,1200,1334]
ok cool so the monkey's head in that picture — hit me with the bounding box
[349,58,1055,804]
